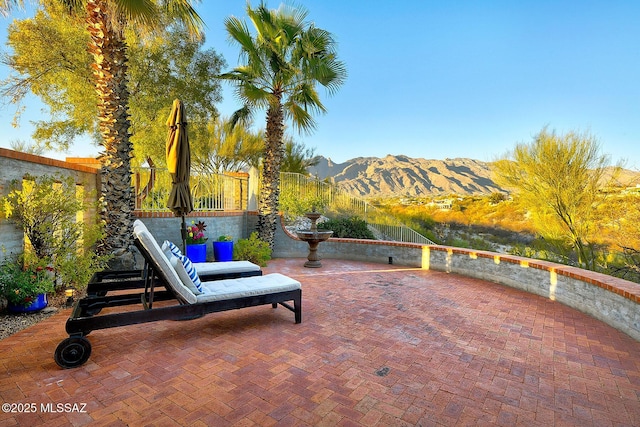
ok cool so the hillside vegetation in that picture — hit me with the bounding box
[297,149,640,282]
[374,189,640,282]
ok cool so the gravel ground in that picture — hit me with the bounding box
[0,307,59,340]
[0,294,67,341]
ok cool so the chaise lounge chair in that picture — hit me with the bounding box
[53,225,302,369]
[85,220,263,296]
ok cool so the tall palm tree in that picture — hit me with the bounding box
[1,0,203,268]
[221,2,346,247]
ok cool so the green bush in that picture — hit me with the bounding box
[234,232,272,267]
[321,217,375,239]
[0,255,56,307]
[0,174,110,291]
[279,191,326,224]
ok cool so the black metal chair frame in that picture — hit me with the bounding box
[53,238,302,369]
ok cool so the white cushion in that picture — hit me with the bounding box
[159,241,259,278]
[133,219,147,231]
[161,241,173,261]
[194,260,261,276]
[196,273,301,303]
[134,227,197,304]
[170,256,203,295]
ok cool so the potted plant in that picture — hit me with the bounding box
[0,255,56,313]
[213,235,234,262]
[185,221,208,262]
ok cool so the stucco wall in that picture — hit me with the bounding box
[134,211,251,265]
[0,148,99,259]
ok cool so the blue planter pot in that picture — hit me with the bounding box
[185,243,207,263]
[213,241,234,262]
[7,293,48,313]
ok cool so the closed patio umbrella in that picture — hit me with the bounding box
[166,99,194,252]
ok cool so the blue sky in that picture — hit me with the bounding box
[1,1,639,169]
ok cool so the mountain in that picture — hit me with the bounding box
[308,155,504,197]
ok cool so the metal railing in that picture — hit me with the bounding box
[132,167,435,245]
[278,172,436,245]
[133,167,248,212]
[367,223,435,245]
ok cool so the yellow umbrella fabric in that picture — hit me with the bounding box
[166,99,194,249]
[166,99,194,216]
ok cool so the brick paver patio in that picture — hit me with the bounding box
[1,258,639,426]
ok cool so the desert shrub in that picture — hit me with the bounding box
[321,217,375,239]
[0,174,110,291]
[279,186,327,224]
[447,237,470,248]
[234,232,272,266]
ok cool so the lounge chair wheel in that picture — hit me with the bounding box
[54,337,92,369]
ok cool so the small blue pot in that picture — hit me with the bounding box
[213,241,234,262]
[186,243,207,263]
[7,293,48,313]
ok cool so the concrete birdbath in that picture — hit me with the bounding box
[295,211,333,268]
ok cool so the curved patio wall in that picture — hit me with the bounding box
[273,217,640,341]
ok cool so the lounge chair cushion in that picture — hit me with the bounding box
[194,260,261,276]
[161,241,261,277]
[134,227,197,304]
[197,273,301,303]
[133,219,147,231]
[170,256,203,295]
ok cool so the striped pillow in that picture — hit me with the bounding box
[167,240,183,257]
[179,254,203,292]
[163,240,183,258]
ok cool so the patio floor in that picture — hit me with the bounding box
[1,258,639,426]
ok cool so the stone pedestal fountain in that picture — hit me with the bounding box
[295,211,333,268]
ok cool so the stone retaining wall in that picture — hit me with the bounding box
[274,217,640,341]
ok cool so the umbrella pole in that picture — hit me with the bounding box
[181,215,187,253]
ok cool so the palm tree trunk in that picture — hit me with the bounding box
[258,102,284,248]
[86,0,135,269]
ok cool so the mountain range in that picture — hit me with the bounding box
[308,155,504,197]
[308,155,640,198]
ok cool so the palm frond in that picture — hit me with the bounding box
[112,0,157,27]
[162,0,205,38]
[290,83,325,113]
[286,103,316,134]
[229,105,253,130]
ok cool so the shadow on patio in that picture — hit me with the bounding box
[1,258,639,426]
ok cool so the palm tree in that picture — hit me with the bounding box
[220,2,346,247]
[191,115,264,175]
[1,0,203,268]
[281,137,319,175]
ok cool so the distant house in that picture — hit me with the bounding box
[429,199,453,210]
